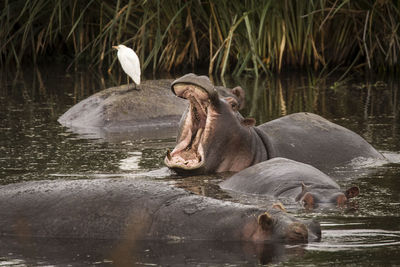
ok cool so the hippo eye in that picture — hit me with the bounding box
[225,97,239,111]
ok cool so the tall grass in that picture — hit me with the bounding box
[1,0,399,76]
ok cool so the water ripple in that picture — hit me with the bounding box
[307,228,400,251]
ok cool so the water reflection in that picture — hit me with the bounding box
[232,75,400,128]
[0,236,309,266]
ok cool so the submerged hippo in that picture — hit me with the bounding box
[220,158,360,209]
[0,178,320,243]
[164,73,384,174]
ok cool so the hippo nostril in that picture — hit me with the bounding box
[286,222,308,243]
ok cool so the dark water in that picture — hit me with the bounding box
[1,67,400,266]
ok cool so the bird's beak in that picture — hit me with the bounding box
[112,46,119,50]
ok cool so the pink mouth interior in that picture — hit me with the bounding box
[166,84,210,169]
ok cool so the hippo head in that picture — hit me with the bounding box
[165,73,260,174]
[296,182,360,209]
[243,206,321,243]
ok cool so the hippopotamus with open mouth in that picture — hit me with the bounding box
[164,73,385,174]
[220,157,360,209]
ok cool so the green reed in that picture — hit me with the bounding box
[1,0,399,76]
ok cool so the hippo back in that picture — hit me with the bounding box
[257,113,384,172]
[220,157,340,198]
[58,80,188,131]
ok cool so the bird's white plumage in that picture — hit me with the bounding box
[116,44,141,85]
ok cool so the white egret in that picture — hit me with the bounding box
[112,44,141,89]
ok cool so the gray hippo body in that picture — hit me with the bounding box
[256,113,384,173]
[58,80,188,140]
[220,158,360,209]
[58,80,187,130]
[165,74,384,174]
[0,178,320,243]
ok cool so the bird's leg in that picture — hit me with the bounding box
[127,75,130,88]
[133,82,139,90]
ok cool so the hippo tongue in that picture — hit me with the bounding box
[169,126,204,167]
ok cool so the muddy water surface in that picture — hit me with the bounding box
[0,67,399,266]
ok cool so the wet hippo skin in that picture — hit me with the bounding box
[58,80,188,130]
[165,73,385,174]
[256,113,384,173]
[0,178,320,243]
[220,157,360,209]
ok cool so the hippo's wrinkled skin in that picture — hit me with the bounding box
[0,178,320,243]
[165,73,384,174]
[220,158,360,209]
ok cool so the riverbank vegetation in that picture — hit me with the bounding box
[1,0,399,76]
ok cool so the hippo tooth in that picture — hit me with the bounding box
[192,128,204,149]
[172,128,193,154]
[166,149,172,161]
[189,95,207,121]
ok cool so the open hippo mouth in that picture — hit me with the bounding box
[165,74,218,173]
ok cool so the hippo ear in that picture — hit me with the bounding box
[231,86,245,110]
[301,182,309,192]
[257,212,273,231]
[241,118,256,127]
[302,192,314,210]
[295,182,309,201]
[272,202,287,212]
[345,186,360,199]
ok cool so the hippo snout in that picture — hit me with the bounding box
[301,191,356,209]
[252,210,321,243]
[286,222,308,243]
[304,219,322,241]
[171,73,218,101]
[279,218,321,243]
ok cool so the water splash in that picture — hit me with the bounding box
[348,156,389,169]
[330,154,394,180]
[381,151,400,164]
